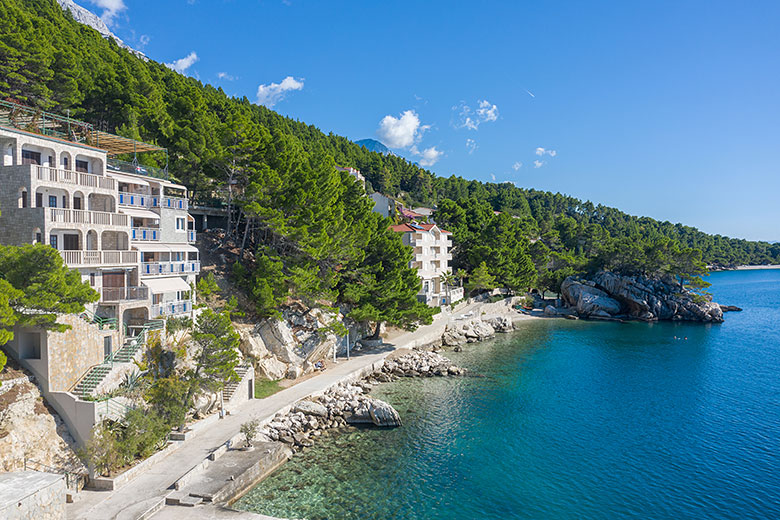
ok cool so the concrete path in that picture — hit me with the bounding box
[66,310,458,520]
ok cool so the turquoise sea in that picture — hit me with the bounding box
[235,269,780,519]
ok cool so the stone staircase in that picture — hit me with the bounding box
[222,364,250,402]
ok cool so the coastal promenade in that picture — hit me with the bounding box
[66,307,469,520]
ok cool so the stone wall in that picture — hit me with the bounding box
[0,471,66,520]
[46,314,119,392]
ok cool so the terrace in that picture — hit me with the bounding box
[0,99,169,180]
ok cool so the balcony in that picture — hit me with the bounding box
[101,286,149,302]
[161,196,188,211]
[60,250,138,267]
[48,208,129,227]
[36,166,116,191]
[118,191,160,208]
[131,227,160,241]
[187,230,196,243]
[445,286,465,304]
[140,261,200,276]
[151,300,191,318]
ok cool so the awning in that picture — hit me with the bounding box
[132,243,171,253]
[120,208,160,220]
[106,172,150,187]
[170,244,199,253]
[142,277,191,294]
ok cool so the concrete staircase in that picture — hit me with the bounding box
[222,364,250,402]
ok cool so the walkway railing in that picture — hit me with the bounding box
[151,300,191,318]
[47,208,129,227]
[141,261,200,276]
[187,230,196,242]
[118,191,160,208]
[60,250,138,266]
[24,458,87,492]
[36,166,116,190]
[131,227,160,241]
[162,196,188,210]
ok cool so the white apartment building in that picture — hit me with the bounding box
[0,100,200,444]
[391,222,464,306]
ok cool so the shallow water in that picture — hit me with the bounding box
[235,269,780,519]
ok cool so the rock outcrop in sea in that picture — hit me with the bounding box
[560,271,724,322]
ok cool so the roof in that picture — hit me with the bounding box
[400,208,424,218]
[108,172,151,187]
[391,222,451,234]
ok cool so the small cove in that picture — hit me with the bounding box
[235,269,780,519]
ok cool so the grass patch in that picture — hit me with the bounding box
[254,379,284,399]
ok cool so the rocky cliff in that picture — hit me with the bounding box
[560,271,724,323]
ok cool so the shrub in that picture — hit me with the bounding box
[240,419,260,448]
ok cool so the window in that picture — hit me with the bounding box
[20,190,28,208]
[176,217,185,230]
[48,195,57,208]
[62,195,68,209]
[36,193,43,207]
[89,273,96,286]
[63,234,79,251]
[153,294,163,305]
[75,160,89,173]
[73,197,82,210]
[22,150,41,165]
[49,235,58,249]
[35,232,42,244]
[62,157,69,170]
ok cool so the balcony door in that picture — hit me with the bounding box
[63,234,79,251]
[103,271,125,288]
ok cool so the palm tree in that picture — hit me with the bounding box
[439,270,457,304]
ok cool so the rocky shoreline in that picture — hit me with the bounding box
[255,350,467,453]
[555,271,732,323]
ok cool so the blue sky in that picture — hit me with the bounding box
[92,0,779,241]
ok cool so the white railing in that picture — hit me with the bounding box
[60,250,138,266]
[36,166,115,191]
[187,230,196,243]
[131,227,160,241]
[151,300,191,318]
[140,261,200,276]
[448,287,465,303]
[118,191,160,208]
[48,208,128,227]
[162,197,188,210]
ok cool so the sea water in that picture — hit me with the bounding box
[235,269,780,519]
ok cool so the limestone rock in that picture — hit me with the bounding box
[255,356,288,381]
[293,400,328,418]
[286,365,303,380]
[257,319,303,364]
[367,399,402,427]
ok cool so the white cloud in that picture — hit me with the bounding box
[533,160,544,168]
[255,76,304,107]
[138,34,150,50]
[90,0,127,26]
[535,147,557,157]
[453,99,500,130]
[477,100,498,123]
[465,138,477,154]
[165,51,199,73]
[217,72,237,81]
[377,110,428,149]
[513,161,523,171]
[491,173,496,181]
[410,145,443,167]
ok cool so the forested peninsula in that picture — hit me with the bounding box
[3,0,779,314]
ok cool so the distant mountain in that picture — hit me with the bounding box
[55,0,144,57]
[355,139,394,156]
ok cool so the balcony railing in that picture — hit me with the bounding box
[162,196,188,211]
[151,300,191,318]
[48,208,129,227]
[60,250,138,266]
[131,227,160,241]
[101,286,149,302]
[36,166,115,190]
[187,230,196,243]
[140,261,200,276]
[118,191,160,208]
